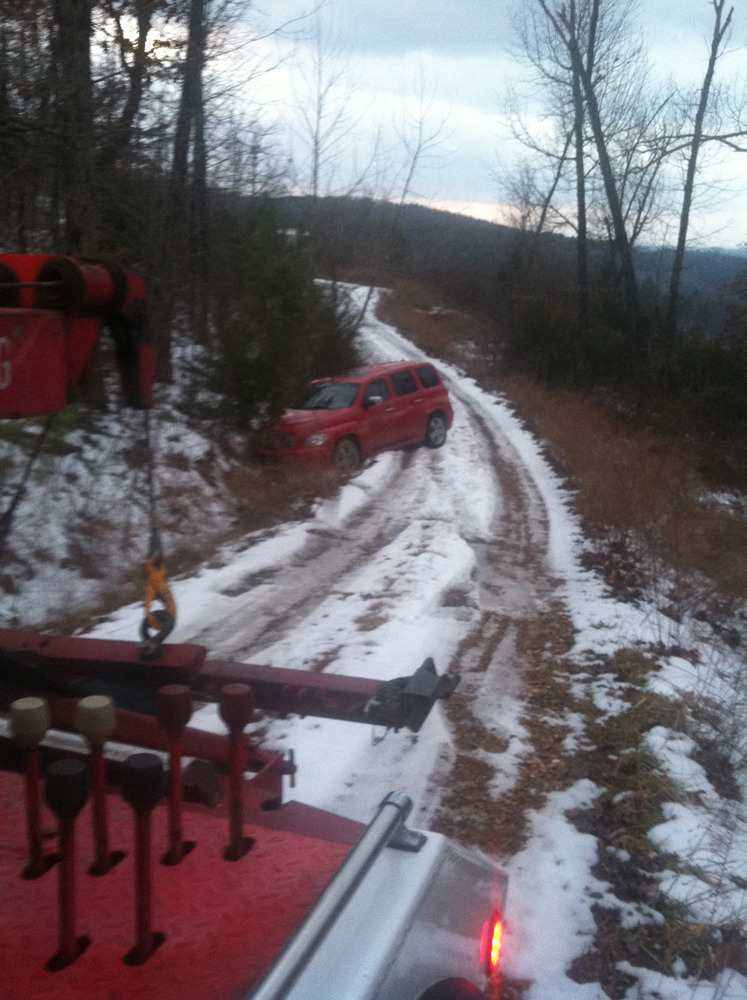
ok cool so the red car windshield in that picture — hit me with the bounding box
[299,382,359,410]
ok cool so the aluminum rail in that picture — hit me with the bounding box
[248,791,426,1000]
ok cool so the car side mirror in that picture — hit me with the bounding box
[364,395,383,408]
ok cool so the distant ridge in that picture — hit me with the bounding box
[272,195,744,302]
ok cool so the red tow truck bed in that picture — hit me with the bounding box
[0,767,360,1000]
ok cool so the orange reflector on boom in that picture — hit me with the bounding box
[480,911,503,975]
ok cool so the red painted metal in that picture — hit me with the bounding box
[0,627,454,741]
[0,254,59,307]
[0,255,156,415]
[34,257,118,313]
[90,747,108,873]
[0,768,357,999]
[22,746,48,878]
[43,758,91,971]
[156,686,193,865]
[0,625,377,996]
[194,658,384,723]
[121,754,165,965]
[9,696,54,878]
[1,695,290,799]
[0,627,382,724]
[219,684,255,862]
[132,808,156,962]
[75,696,122,876]
[0,628,207,681]
[55,810,82,968]
[163,730,189,864]
[0,310,68,416]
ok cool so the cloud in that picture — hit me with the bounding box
[253,0,747,248]
[271,0,511,57]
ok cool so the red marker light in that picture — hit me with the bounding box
[480,912,504,975]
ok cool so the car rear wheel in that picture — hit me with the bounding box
[333,436,361,474]
[424,411,448,449]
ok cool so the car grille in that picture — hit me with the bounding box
[259,431,296,450]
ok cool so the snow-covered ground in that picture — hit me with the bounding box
[4,287,745,998]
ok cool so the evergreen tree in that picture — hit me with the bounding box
[208,200,359,428]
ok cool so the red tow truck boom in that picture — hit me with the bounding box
[0,253,155,416]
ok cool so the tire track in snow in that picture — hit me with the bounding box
[188,291,570,829]
[186,446,465,662]
[357,294,576,840]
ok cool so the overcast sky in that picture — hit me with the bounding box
[245,0,746,248]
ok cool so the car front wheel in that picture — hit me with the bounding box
[424,411,448,449]
[333,436,362,474]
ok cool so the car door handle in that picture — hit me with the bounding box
[385,406,395,412]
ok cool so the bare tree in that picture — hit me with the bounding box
[571,2,590,338]
[52,0,94,252]
[537,0,650,394]
[288,7,367,200]
[510,0,666,375]
[0,2,58,249]
[352,68,452,323]
[389,67,452,210]
[209,116,287,198]
[664,0,744,345]
[96,0,164,172]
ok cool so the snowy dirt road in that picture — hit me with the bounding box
[162,294,571,834]
[88,287,573,837]
[86,289,747,1000]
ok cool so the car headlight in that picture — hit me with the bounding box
[303,433,328,447]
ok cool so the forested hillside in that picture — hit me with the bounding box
[0,1,745,487]
[0,1,360,426]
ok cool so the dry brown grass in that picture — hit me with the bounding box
[376,281,498,381]
[377,280,747,607]
[222,460,342,535]
[499,376,746,602]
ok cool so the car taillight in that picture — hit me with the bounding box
[480,911,504,976]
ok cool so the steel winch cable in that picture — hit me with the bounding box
[139,408,176,661]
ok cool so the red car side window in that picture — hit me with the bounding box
[390,371,417,397]
[415,365,440,389]
[363,378,390,404]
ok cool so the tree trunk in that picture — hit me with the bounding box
[98,0,154,172]
[152,0,207,379]
[544,0,648,398]
[190,68,209,343]
[52,0,93,253]
[572,64,589,344]
[580,53,647,394]
[665,0,733,347]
